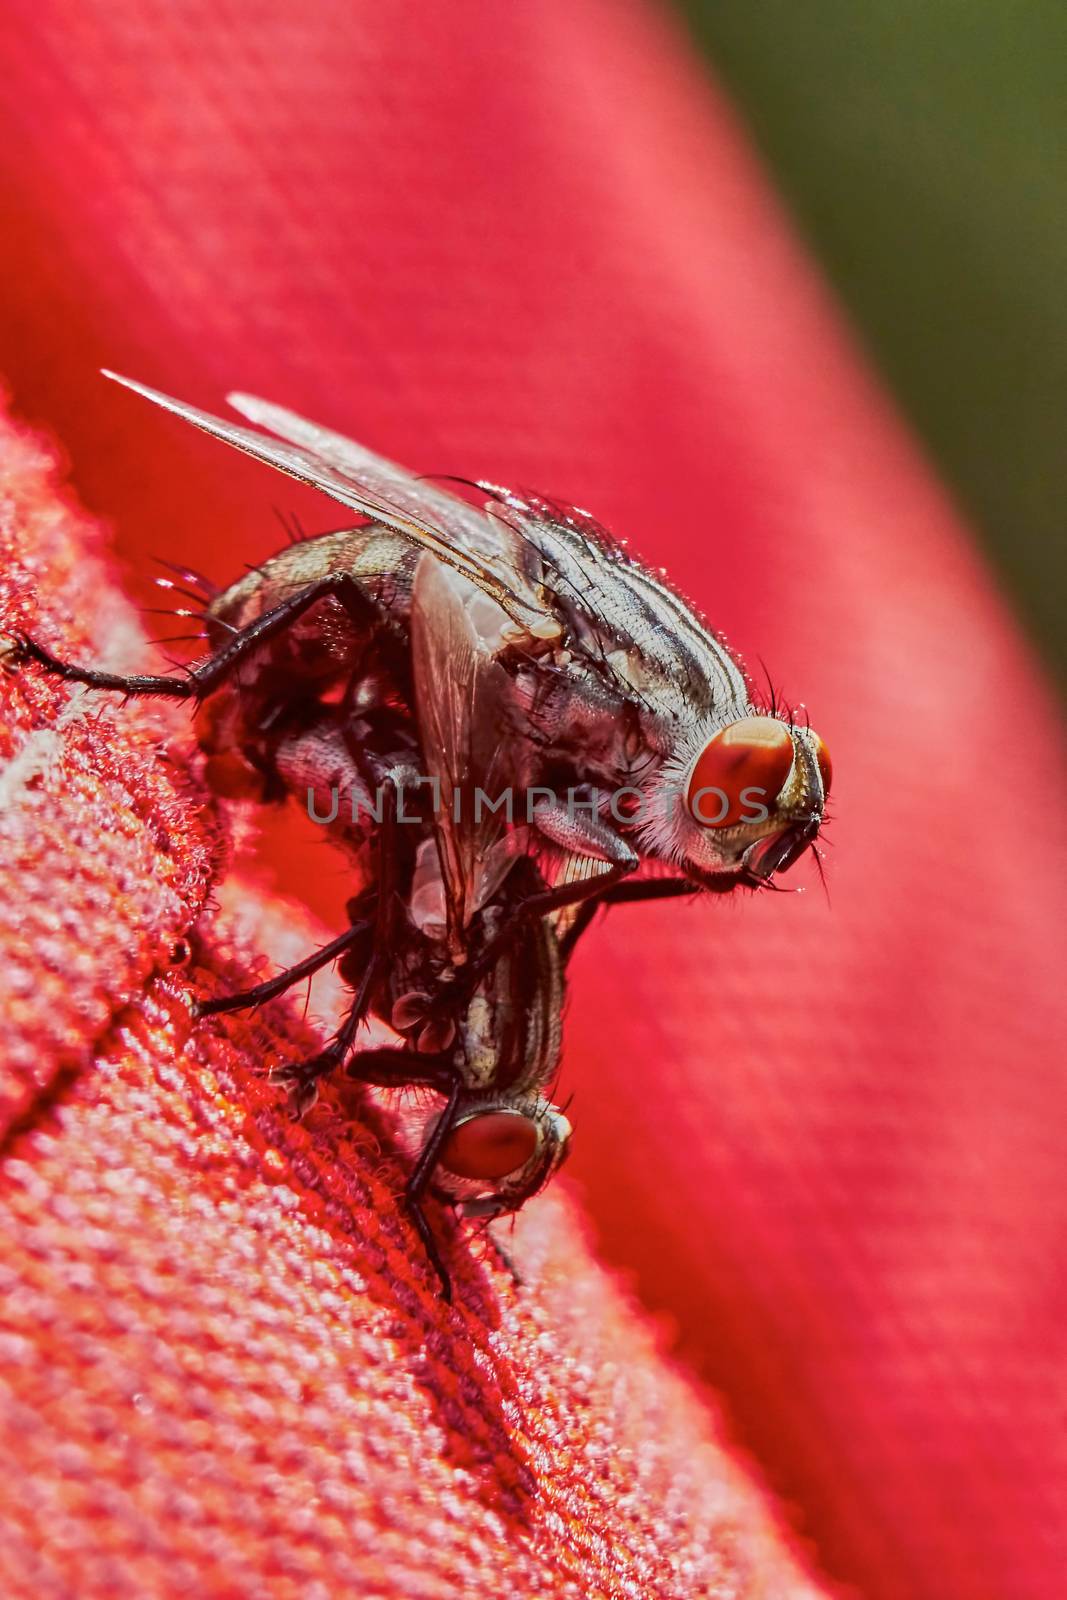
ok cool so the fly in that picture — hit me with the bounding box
[15,372,832,986]
[13,371,836,1294]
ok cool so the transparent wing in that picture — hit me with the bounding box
[409,554,516,961]
[229,393,510,571]
[102,370,559,642]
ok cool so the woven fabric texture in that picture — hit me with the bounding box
[0,3,1064,1599]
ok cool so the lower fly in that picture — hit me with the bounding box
[333,846,572,1299]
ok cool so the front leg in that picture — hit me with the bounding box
[15,571,382,701]
[474,1221,524,1288]
[270,984,376,1120]
[403,1077,466,1303]
[345,1047,464,1301]
[557,875,700,963]
[441,797,640,999]
[271,783,405,1114]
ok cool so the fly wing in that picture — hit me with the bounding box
[230,394,511,571]
[409,553,515,961]
[102,370,560,644]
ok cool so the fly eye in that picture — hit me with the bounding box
[813,735,832,797]
[685,716,794,828]
[440,1110,539,1181]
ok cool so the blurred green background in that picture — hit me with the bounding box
[677,1,1065,682]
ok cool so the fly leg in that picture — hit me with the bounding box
[271,980,374,1120]
[403,1076,465,1303]
[527,794,641,908]
[558,876,700,963]
[435,798,640,1002]
[344,1048,464,1302]
[598,878,700,902]
[193,920,373,1018]
[557,898,600,967]
[482,1223,524,1288]
[14,572,383,700]
[272,782,406,1114]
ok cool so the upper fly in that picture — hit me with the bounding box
[81,373,832,915]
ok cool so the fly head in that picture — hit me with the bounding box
[642,714,832,888]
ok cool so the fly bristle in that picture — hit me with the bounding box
[145,632,210,648]
[273,507,309,545]
[810,842,832,906]
[755,658,782,719]
[152,576,213,607]
[150,556,216,599]
[143,601,238,636]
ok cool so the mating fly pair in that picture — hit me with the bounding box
[16,372,833,1296]
[191,551,577,1299]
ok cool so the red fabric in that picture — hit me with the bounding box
[0,3,1063,1598]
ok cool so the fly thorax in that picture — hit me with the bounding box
[513,665,628,776]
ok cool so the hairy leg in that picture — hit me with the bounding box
[194,921,371,1018]
[16,571,381,700]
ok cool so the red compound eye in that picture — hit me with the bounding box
[814,735,833,797]
[686,716,795,828]
[440,1111,539,1181]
